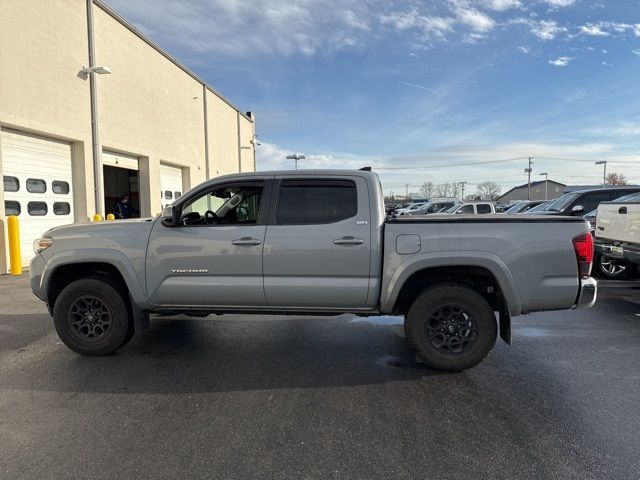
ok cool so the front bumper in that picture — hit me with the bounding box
[572,277,597,309]
[29,253,47,301]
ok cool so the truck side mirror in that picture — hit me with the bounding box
[160,205,178,227]
[571,205,584,214]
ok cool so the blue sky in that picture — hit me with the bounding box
[105,0,640,196]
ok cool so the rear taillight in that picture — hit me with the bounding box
[572,232,594,278]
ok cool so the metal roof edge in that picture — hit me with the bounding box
[93,0,253,123]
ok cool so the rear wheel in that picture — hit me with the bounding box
[595,254,630,280]
[405,284,497,372]
[53,277,132,356]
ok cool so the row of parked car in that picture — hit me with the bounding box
[386,186,640,280]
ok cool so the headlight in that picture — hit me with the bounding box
[33,237,53,254]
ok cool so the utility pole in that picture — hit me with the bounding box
[459,181,467,200]
[525,156,534,200]
[405,184,409,199]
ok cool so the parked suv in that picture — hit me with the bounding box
[531,187,640,217]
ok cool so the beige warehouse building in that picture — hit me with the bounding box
[0,0,257,272]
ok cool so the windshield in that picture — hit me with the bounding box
[445,204,461,213]
[526,201,551,213]
[611,193,640,203]
[544,192,579,212]
[505,202,528,214]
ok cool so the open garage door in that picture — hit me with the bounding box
[102,151,140,218]
[1,129,74,268]
[160,163,184,209]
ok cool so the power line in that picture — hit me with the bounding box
[372,156,527,170]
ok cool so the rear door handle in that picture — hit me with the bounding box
[232,237,262,246]
[619,206,628,214]
[333,236,364,246]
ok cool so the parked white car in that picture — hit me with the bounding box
[395,202,428,216]
[446,202,496,215]
[407,198,462,215]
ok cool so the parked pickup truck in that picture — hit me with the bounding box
[29,169,597,372]
[594,193,640,273]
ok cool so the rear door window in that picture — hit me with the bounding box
[459,204,474,214]
[579,192,612,213]
[477,204,492,214]
[276,180,357,225]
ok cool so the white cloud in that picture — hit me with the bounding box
[380,10,455,39]
[549,55,572,66]
[580,23,609,36]
[517,45,530,53]
[635,24,640,36]
[542,0,576,7]
[632,49,640,56]
[483,0,522,11]
[256,142,366,171]
[455,8,495,32]
[105,0,377,57]
[530,19,566,40]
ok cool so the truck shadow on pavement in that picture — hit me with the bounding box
[2,314,456,394]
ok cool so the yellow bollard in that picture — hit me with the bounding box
[106,213,115,221]
[92,213,103,222]
[7,215,22,276]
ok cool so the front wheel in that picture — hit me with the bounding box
[405,284,497,372]
[53,277,133,356]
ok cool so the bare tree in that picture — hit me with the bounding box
[450,182,462,198]
[476,181,501,200]
[434,183,450,197]
[606,172,628,186]
[419,182,435,198]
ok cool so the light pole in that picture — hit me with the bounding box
[595,160,607,188]
[286,154,306,170]
[539,172,548,200]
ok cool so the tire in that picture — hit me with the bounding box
[53,276,133,356]
[405,284,497,372]
[595,253,630,280]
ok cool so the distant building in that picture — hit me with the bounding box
[497,180,566,205]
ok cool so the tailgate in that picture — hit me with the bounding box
[596,203,640,244]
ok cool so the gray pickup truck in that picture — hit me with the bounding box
[29,169,597,371]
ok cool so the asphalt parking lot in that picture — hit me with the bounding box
[1,275,639,480]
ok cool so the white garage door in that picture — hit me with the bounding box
[2,129,74,267]
[160,163,183,209]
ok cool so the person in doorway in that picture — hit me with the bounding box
[114,194,132,219]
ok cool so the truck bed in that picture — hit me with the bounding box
[381,214,588,316]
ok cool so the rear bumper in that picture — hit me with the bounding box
[572,277,597,309]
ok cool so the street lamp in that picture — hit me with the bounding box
[539,172,548,200]
[82,65,112,75]
[286,154,306,170]
[595,161,607,189]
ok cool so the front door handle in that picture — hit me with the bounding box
[232,237,262,246]
[333,236,364,246]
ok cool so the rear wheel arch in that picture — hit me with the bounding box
[392,265,512,344]
[392,265,506,314]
